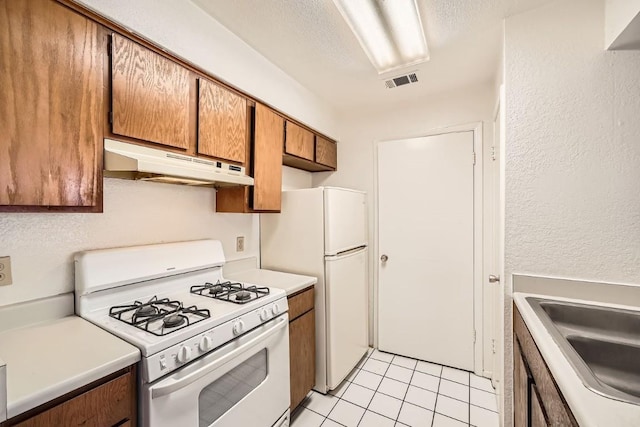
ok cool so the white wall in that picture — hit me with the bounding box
[503,0,640,424]
[0,0,336,307]
[313,83,495,349]
[282,166,313,190]
[0,180,258,305]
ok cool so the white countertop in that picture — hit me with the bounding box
[227,268,317,296]
[0,316,140,419]
[0,356,6,422]
[514,293,640,426]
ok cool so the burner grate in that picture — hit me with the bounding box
[109,296,210,336]
[190,280,269,304]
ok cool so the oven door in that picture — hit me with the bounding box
[142,314,290,427]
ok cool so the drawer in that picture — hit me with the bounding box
[288,287,314,321]
[12,370,133,427]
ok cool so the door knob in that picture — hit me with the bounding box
[380,254,388,262]
[489,274,500,283]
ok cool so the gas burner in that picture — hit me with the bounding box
[208,284,224,295]
[190,281,270,304]
[235,290,251,301]
[109,297,210,336]
[163,313,186,328]
[135,304,158,318]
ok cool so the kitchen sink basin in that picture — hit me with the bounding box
[527,297,640,405]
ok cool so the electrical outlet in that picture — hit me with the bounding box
[0,256,13,286]
[236,236,245,252]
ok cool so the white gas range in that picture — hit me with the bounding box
[74,239,290,427]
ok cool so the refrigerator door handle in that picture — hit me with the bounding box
[326,245,367,260]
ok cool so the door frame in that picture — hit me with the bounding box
[484,92,502,380]
[372,122,484,375]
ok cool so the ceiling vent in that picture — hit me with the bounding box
[384,72,419,89]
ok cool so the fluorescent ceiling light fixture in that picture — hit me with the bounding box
[333,0,429,74]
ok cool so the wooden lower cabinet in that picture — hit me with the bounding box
[513,305,577,427]
[531,384,548,427]
[2,367,136,427]
[288,287,316,410]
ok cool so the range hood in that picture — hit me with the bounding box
[104,139,254,187]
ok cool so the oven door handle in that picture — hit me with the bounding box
[151,316,288,399]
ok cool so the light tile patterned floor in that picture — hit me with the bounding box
[290,349,499,427]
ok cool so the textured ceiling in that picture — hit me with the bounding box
[191,0,553,113]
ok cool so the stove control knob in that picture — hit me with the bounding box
[233,320,245,335]
[199,335,213,352]
[259,308,270,321]
[271,303,280,316]
[177,345,192,364]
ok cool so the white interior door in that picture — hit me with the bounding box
[377,131,475,371]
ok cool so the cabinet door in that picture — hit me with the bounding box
[198,79,247,163]
[315,136,337,170]
[514,341,530,427]
[289,309,316,410]
[0,0,102,207]
[111,33,191,150]
[252,104,283,211]
[285,121,314,161]
[531,384,548,427]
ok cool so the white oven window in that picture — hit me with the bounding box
[198,349,268,426]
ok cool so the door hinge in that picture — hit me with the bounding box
[109,111,114,124]
[473,330,477,343]
[491,146,496,161]
[473,152,476,165]
[492,339,496,354]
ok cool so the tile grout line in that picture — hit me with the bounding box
[333,347,376,424]
[357,351,394,426]
[429,366,443,427]
[396,355,419,425]
[468,371,472,426]
[330,349,374,427]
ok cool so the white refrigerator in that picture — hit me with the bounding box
[261,187,369,393]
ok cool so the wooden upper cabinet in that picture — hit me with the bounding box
[111,33,191,150]
[198,79,247,163]
[315,136,337,170]
[285,121,314,161]
[0,0,103,209]
[253,104,284,211]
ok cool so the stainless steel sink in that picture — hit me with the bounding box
[527,297,640,405]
